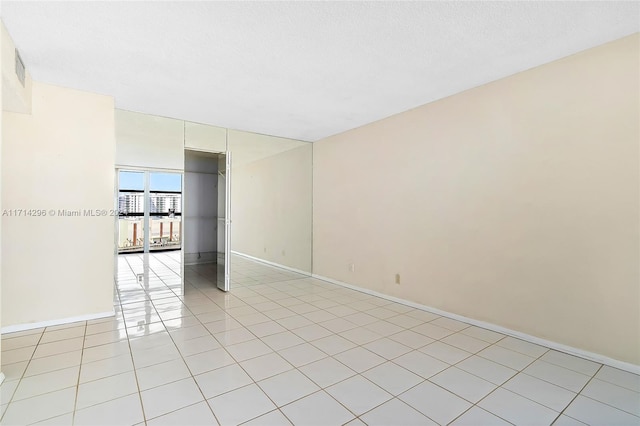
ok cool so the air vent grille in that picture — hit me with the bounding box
[15,48,25,87]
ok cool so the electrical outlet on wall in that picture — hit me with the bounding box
[349,263,355,273]
[395,273,401,284]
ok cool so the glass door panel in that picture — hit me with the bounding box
[118,171,145,253]
[149,172,182,252]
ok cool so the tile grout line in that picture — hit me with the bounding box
[162,263,369,424]
[553,363,605,425]
[0,327,45,424]
[70,320,89,425]
[139,253,233,426]
[184,269,330,425]
[185,270,492,423]
[448,340,557,425]
[555,363,640,420]
[123,253,153,425]
[216,274,434,424]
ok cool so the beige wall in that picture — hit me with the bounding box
[313,34,640,365]
[0,23,4,368]
[2,81,115,327]
[185,121,227,153]
[115,109,184,171]
[230,131,312,273]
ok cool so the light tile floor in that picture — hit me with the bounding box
[1,252,639,425]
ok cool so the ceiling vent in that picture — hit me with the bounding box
[15,48,25,86]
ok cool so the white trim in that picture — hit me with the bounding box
[0,373,5,386]
[114,165,184,173]
[0,310,115,334]
[231,251,312,277]
[183,147,225,155]
[223,151,232,292]
[312,273,640,375]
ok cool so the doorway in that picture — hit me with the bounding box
[183,150,231,291]
[115,169,185,301]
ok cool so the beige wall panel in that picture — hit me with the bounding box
[115,109,184,170]
[185,121,227,153]
[2,82,115,327]
[230,130,312,272]
[313,34,640,364]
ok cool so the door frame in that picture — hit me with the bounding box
[223,151,232,291]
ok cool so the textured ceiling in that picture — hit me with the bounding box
[1,1,638,141]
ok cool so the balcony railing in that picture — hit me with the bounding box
[118,217,182,253]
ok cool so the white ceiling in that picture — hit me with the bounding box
[1,1,638,142]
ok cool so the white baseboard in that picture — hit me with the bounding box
[1,310,115,334]
[312,273,640,375]
[0,373,5,386]
[231,251,312,277]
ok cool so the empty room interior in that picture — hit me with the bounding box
[0,2,638,425]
